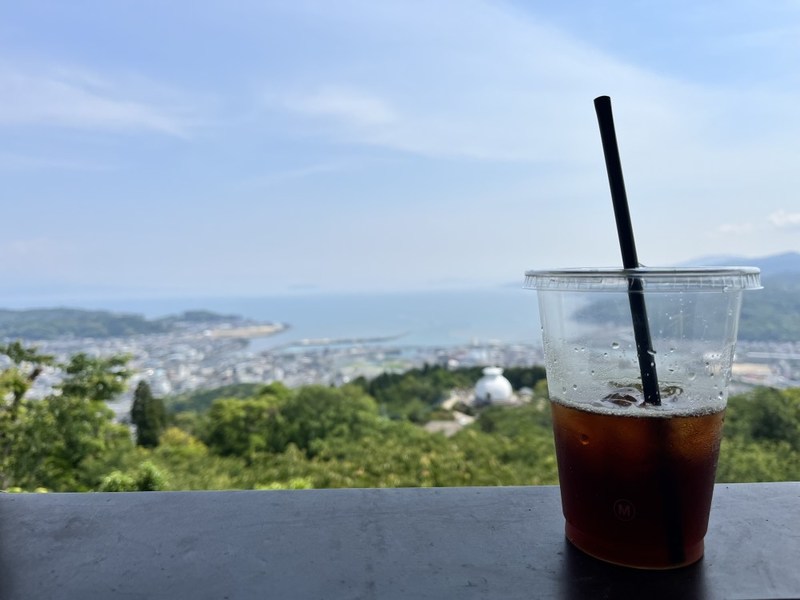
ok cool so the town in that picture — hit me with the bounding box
[7,315,799,421]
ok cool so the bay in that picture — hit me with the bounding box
[69,287,542,349]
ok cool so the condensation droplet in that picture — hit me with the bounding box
[611,342,620,349]
[688,372,697,381]
[579,434,590,446]
[572,384,578,390]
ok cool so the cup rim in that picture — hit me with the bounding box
[523,266,762,292]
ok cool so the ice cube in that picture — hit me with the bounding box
[601,387,643,408]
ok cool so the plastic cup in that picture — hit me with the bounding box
[524,267,761,569]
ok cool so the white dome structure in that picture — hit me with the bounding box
[474,367,513,405]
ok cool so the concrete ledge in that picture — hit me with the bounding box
[1,483,798,599]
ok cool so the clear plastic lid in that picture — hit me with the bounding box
[524,267,762,293]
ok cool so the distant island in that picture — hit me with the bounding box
[0,308,284,341]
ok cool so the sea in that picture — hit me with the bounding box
[60,287,542,350]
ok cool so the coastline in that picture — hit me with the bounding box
[204,323,288,339]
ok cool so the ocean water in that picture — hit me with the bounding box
[68,287,542,349]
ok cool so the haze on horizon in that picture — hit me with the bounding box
[2,0,800,304]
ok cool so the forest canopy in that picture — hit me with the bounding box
[1,345,797,492]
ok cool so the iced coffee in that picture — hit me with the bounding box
[525,267,760,569]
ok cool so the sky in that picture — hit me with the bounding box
[2,0,800,302]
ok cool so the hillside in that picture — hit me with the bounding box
[681,251,800,276]
[573,268,800,342]
[738,272,800,341]
[0,308,245,340]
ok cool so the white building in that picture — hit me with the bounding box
[474,366,516,406]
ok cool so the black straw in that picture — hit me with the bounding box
[593,96,661,406]
[593,96,685,566]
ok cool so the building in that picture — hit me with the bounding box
[474,366,516,406]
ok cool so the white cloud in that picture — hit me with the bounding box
[234,158,365,188]
[287,86,397,126]
[716,222,756,234]
[260,0,800,170]
[0,64,191,136]
[2,0,799,293]
[768,209,800,229]
[714,209,800,238]
[252,0,800,274]
[0,152,114,172]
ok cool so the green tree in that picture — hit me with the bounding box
[725,387,800,450]
[500,366,548,391]
[715,387,800,483]
[203,396,279,459]
[58,353,131,402]
[275,385,380,455]
[0,342,55,407]
[130,381,166,448]
[98,461,169,492]
[167,382,290,413]
[10,393,133,490]
[201,381,292,458]
[717,438,800,482]
[0,343,56,488]
[157,426,209,459]
[1,347,134,491]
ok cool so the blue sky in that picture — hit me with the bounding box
[2,0,799,302]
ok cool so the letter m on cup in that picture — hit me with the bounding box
[614,499,636,521]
